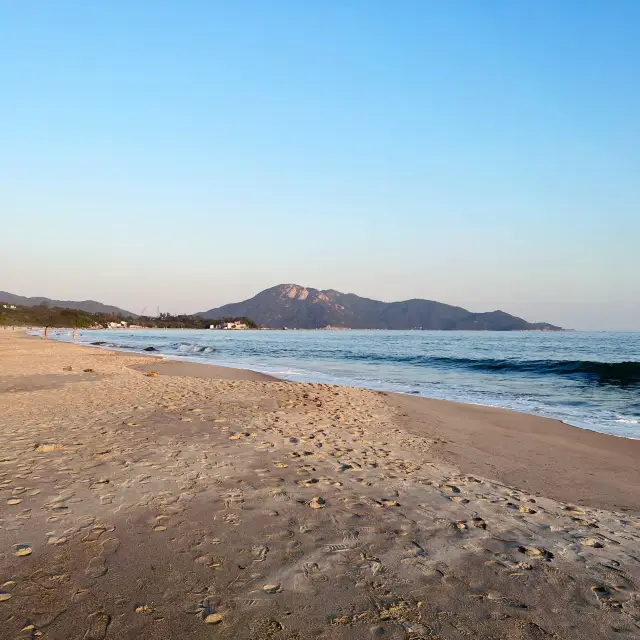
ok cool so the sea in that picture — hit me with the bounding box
[46,329,640,439]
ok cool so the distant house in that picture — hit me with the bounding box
[107,321,128,329]
[224,322,248,330]
[208,319,253,330]
[209,321,249,330]
[2,304,17,310]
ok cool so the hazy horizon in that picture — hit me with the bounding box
[3,281,639,332]
[2,2,638,331]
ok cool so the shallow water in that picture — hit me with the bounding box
[49,329,640,438]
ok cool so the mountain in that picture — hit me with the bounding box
[0,292,135,317]
[199,284,562,331]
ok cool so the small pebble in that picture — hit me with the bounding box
[263,583,281,593]
[204,613,223,624]
[13,545,32,557]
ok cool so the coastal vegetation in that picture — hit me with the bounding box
[0,304,258,330]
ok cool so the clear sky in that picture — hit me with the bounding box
[1,1,638,330]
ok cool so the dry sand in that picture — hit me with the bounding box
[0,331,638,639]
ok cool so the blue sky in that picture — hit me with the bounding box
[1,1,638,329]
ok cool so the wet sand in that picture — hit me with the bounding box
[387,394,640,512]
[0,331,638,639]
[130,359,279,382]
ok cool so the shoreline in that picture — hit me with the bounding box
[23,331,640,511]
[25,330,281,382]
[386,391,640,512]
[1,331,639,639]
[42,328,640,441]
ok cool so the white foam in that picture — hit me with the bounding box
[175,343,216,354]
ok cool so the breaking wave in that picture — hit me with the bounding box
[173,342,216,354]
[343,353,640,386]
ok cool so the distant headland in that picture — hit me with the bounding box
[1,285,563,331]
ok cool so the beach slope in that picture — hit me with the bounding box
[0,332,638,639]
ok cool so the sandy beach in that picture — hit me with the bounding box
[0,332,638,640]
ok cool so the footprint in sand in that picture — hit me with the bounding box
[224,493,245,509]
[86,537,119,577]
[572,517,599,528]
[83,525,107,543]
[518,545,554,560]
[101,537,120,555]
[83,611,111,640]
[581,537,605,548]
[293,563,326,595]
[518,505,537,514]
[251,544,269,562]
[564,506,586,515]
[222,512,241,525]
[323,544,349,552]
[86,556,107,578]
[270,489,290,502]
[297,478,319,487]
[31,569,70,589]
[304,562,328,582]
[591,585,614,601]
[342,530,360,545]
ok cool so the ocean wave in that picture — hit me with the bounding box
[343,353,640,386]
[90,341,134,349]
[172,342,216,354]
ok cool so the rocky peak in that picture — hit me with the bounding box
[278,284,310,301]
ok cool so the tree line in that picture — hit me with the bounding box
[0,304,258,329]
